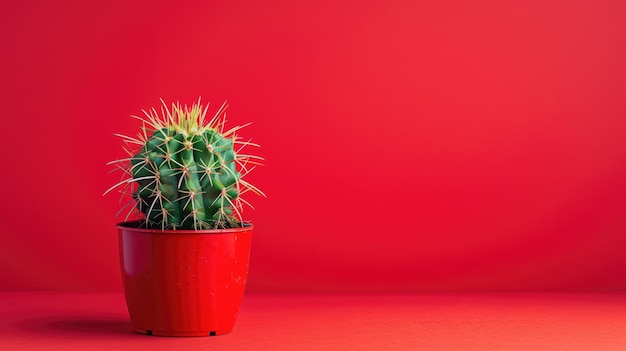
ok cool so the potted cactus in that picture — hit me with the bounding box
[105,98,264,336]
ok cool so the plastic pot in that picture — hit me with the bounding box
[117,221,253,336]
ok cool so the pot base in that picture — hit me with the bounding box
[133,327,233,337]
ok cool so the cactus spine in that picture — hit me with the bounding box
[106,98,264,230]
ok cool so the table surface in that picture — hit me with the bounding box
[1,292,625,350]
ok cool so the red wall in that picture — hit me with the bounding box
[1,0,626,292]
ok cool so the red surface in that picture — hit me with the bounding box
[2,292,626,350]
[2,1,626,292]
[118,223,253,336]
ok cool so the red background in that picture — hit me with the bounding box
[1,0,625,293]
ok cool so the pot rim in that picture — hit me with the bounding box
[116,220,254,234]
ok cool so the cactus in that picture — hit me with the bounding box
[105,98,264,230]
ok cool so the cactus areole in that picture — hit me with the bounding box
[106,98,264,230]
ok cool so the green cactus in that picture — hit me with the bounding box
[106,98,264,230]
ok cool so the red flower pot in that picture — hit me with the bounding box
[117,221,253,336]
